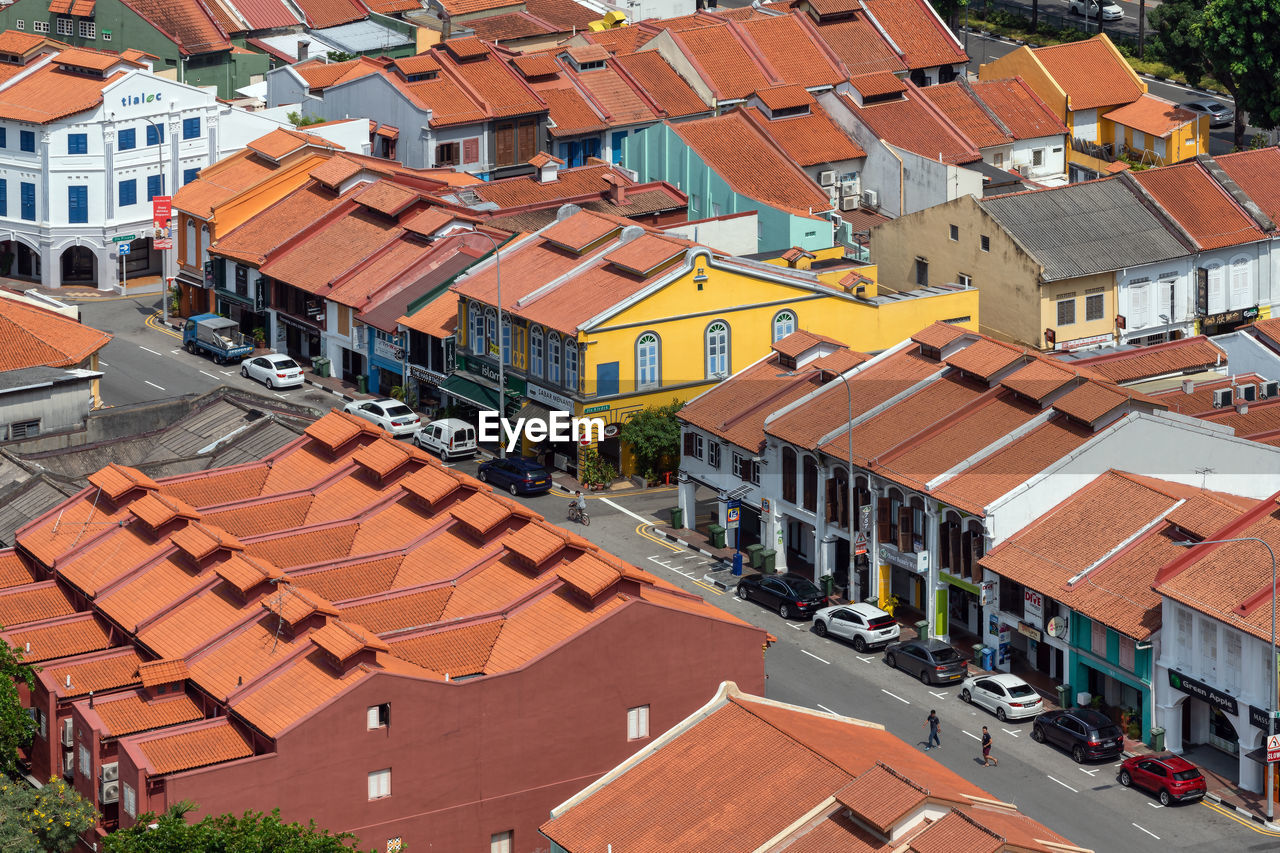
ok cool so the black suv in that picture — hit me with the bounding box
[1032,708,1124,763]
[735,572,828,620]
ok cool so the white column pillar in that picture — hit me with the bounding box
[676,472,695,530]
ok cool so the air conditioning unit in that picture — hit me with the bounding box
[818,170,836,187]
[840,178,859,194]
[61,717,73,747]
[861,189,879,209]
[1239,383,1257,402]
[827,186,839,206]
[1262,381,1279,399]
[99,780,119,805]
[100,761,118,782]
[1212,388,1233,408]
[840,196,860,211]
[63,750,75,777]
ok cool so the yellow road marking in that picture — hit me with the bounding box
[146,311,181,339]
[552,485,675,499]
[1200,800,1280,836]
[636,523,682,553]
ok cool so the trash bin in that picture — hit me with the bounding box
[746,543,764,568]
[356,374,367,394]
[314,357,331,378]
[981,647,996,671]
[732,552,744,576]
[820,574,834,597]
[1150,727,1165,752]
[708,523,726,549]
[1056,684,1072,709]
[914,619,928,639]
[669,507,683,529]
[760,549,776,574]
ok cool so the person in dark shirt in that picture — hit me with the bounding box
[924,710,940,750]
[982,726,998,766]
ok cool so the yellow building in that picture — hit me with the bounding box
[449,209,978,477]
[979,34,1207,176]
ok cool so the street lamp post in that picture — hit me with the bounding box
[468,230,506,456]
[782,366,856,601]
[1175,536,1277,820]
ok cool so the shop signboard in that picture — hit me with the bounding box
[1250,704,1280,731]
[1024,589,1044,629]
[584,403,610,414]
[527,383,573,412]
[1168,669,1238,716]
[878,544,920,572]
[1047,616,1068,638]
[980,580,996,607]
[1017,622,1042,642]
[374,337,405,362]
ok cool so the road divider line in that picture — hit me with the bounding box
[636,524,682,554]
[801,649,830,665]
[963,730,980,741]
[1200,801,1280,836]
[1131,823,1159,840]
[199,370,218,380]
[881,689,909,705]
[1047,775,1078,793]
[99,360,108,367]
[601,496,652,525]
[144,380,165,391]
[817,704,838,715]
[139,346,163,356]
[691,579,723,596]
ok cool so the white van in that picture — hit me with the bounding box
[413,418,477,460]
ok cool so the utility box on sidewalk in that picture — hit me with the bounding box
[1150,727,1165,751]
[980,647,995,671]
[357,375,367,394]
[732,552,743,575]
[708,524,726,549]
[1056,684,1072,709]
[669,507,683,529]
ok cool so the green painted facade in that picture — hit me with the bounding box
[1069,613,1155,744]
[0,0,268,98]
[623,122,844,254]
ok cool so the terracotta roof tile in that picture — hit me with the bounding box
[835,764,927,830]
[944,338,1025,380]
[672,25,771,101]
[471,12,559,41]
[811,18,908,76]
[557,552,623,599]
[504,521,569,567]
[1069,336,1227,384]
[485,587,625,670]
[1031,37,1143,111]
[755,84,812,112]
[98,558,212,633]
[387,619,502,676]
[602,233,686,274]
[292,0,367,28]
[745,103,865,167]
[91,691,203,738]
[525,0,596,30]
[170,522,244,563]
[187,618,306,699]
[1052,382,1130,424]
[1216,148,1280,224]
[213,553,284,594]
[0,581,76,628]
[542,86,608,136]
[842,86,981,165]
[1134,161,1265,250]
[0,549,38,590]
[121,0,231,54]
[213,184,354,266]
[43,648,144,698]
[439,558,546,620]
[293,57,385,92]
[2,613,110,663]
[911,321,969,349]
[0,30,56,54]
[921,82,1008,149]
[310,619,390,661]
[860,0,966,69]
[398,292,459,337]
[0,298,111,371]
[909,810,1003,853]
[292,555,403,603]
[512,53,560,78]
[449,490,515,536]
[135,719,253,774]
[88,463,159,501]
[354,180,421,217]
[202,495,315,539]
[848,70,907,98]
[541,209,622,251]
[137,658,189,688]
[576,64,659,124]
[262,583,339,626]
[129,492,201,530]
[1104,93,1198,139]
[737,13,846,89]
[228,0,302,28]
[352,437,417,478]
[673,112,831,217]
[612,51,708,118]
[999,357,1077,402]
[970,78,1068,140]
[583,27,655,53]
[304,410,369,451]
[337,586,452,633]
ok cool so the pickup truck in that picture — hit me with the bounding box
[182,314,253,364]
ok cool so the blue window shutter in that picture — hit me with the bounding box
[182,117,200,139]
[119,179,136,207]
[19,130,34,152]
[20,182,34,220]
[68,185,87,224]
[596,361,619,397]
[183,168,198,186]
[68,133,87,154]
[117,128,135,150]
[146,124,163,146]
[0,179,8,217]
[0,128,9,148]
[147,174,164,201]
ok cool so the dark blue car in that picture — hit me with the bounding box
[477,457,553,496]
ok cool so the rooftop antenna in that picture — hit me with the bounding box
[1195,466,1215,490]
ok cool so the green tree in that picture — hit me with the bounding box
[286,111,325,128]
[618,400,683,483]
[0,777,98,853]
[1195,0,1280,148]
[0,638,36,778]
[1149,0,1209,84]
[102,803,375,853]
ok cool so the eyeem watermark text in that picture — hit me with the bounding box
[478,410,606,453]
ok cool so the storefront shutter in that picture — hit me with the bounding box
[897,507,913,552]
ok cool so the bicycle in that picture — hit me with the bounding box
[567,503,590,526]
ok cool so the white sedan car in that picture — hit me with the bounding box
[812,602,901,652]
[343,399,421,437]
[240,353,304,389]
[960,673,1044,722]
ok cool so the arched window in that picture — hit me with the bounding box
[199,224,210,268]
[782,447,797,504]
[548,333,561,384]
[637,331,660,389]
[802,455,818,512]
[705,320,729,378]
[827,465,849,527]
[485,309,497,357]
[185,218,196,267]
[772,310,796,343]
[565,339,578,391]
[1207,262,1226,314]
[1230,256,1251,309]
[530,326,544,377]
[468,302,485,352]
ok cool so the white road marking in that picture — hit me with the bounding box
[1047,775,1079,793]
[221,371,235,376]
[1079,767,1100,776]
[274,393,288,399]
[1147,802,1163,809]
[801,649,830,665]
[963,730,980,741]
[787,622,804,630]
[170,349,182,355]
[881,689,910,705]
[817,704,839,715]
[144,380,165,390]
[98,360,108,367]
[856,655,873,663]
[199,370,219,379]
[929,691,949,700]
[1132,823,1159,840]
[1001,728,1020,738]
[600,496,653,525]
[139,346,163,356]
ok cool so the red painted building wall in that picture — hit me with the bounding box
[116,600,764,852]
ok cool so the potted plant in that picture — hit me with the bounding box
[389,385,406,402]
[252,327,267,348]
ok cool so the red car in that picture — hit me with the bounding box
[1119,754,1207,805]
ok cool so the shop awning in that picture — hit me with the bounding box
[517,400,552,429]
[439,375,500,412]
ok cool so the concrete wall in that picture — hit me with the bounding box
[1210,330,1280,380]
[0,376,92,441]
[659,212,758,256]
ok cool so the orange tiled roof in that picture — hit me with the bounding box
[1104,93,1197,139]
[860,0,967,70]
[0,292,111,370]
[1067,336,1227,384]
[835,764,927,830]
[745,102,865,167]
[137,658,189,688]
[911,321,969,350]
[1216,148,1280,225]
[735,12,846,90]
[293,0,368,28]
[1134,160,1266,250]
[294,56,385,92]
[213,183,355,266]
[122,0,232,54]
[672,111,831,217]
[999,357,1077,402]
[1032,36,1143,111]
[670,24,771,102]
[0,549,38,590]
[2,613,111,663]
[88,463,158,501]
[848,70,907,98]
[42,648,144,698]
[541,86,608,136]
[525,0,596,30]
[921,81,1008,149]
[90,691,204,738]
[944,338,1025,380]
[469,11,559,41]
[583,27,655,54]
[134,719,253,774]
[602,233,685,275]
[576,64,659,125]
[811,17,908,76]
[0,581,75,628]
[842,85,981,165]
[613,51,708,118]
[970,77,1068,140]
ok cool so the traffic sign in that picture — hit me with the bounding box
[112,234,136,243]
[727,505,740,530]
[1268,734,1280,763]
[117,243,131,255]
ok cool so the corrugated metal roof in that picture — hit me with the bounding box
[978,177,1190,281]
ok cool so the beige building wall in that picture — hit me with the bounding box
[1039,274,1117,350]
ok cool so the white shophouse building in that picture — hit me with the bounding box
[0,48,287,290]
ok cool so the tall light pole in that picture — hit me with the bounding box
[1175,536,1276,820]
[468,230,506,456]
[781,366,856,601]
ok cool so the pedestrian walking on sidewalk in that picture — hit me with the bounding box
[982,726,998,766]
[924,710,941,750]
